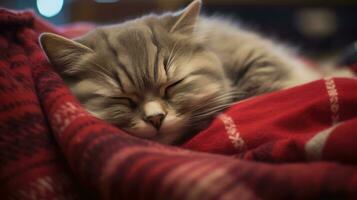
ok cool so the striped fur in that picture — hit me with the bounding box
[40,0,319,144]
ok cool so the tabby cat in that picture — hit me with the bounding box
[40,0,320,144]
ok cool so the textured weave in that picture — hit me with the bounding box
[1,9,357,200]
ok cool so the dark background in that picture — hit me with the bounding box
[2,0,357,60]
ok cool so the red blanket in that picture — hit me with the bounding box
[1,9,357,200]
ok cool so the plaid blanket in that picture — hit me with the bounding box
[1,9,357,200]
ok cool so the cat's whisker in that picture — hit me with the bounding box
[192,103,233,116]
[188,91,244,112]
[190,104,233,120]
[190,98,232,110]
[166,39,181,71]
[188,91,245,118]
[191,110,229,121]
[167,46,184,71]
[187,90,245,123]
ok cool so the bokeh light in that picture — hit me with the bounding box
[37,0,64,18]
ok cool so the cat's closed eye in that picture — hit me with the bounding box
[108,96,137,108]
[164,78,185,98]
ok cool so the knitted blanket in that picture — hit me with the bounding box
[1,9,357,200]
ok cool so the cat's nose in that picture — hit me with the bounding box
[145,113,166,130]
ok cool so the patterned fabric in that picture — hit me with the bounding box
[1,9,357,200]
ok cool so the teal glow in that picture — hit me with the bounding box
[37,0,64,18]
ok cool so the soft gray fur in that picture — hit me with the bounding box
[40,0,319,144]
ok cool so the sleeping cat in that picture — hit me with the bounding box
[39,0,320,144]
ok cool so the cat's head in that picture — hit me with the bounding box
[40,0,233,144]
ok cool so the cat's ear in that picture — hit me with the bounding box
[169,0,202,34]
[39,32,93,75]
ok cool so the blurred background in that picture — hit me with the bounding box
[2,0,357,61]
